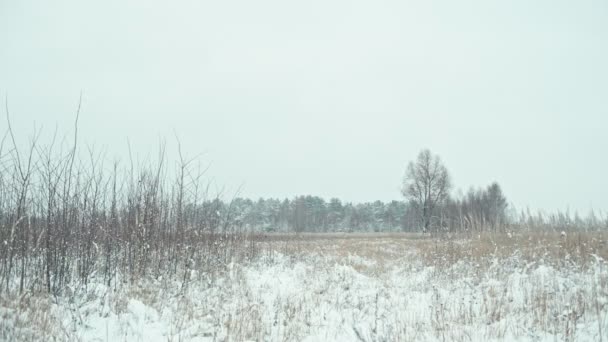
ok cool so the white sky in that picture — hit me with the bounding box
[1,0,607,212]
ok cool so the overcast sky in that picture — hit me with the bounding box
[1,0,607,212]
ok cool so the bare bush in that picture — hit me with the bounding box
[0,113,252,297]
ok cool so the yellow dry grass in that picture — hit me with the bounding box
[256,230,608,271]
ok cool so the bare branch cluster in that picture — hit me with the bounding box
[0,111,251,296]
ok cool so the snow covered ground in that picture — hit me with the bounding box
[2,234,607,341]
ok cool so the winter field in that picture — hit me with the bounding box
[2,232,607,342]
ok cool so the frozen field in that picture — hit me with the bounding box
[2,232,608,341]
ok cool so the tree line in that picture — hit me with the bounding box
[209,180,509,234]
[202,149,510,233]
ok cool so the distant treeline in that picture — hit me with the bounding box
[208,182,510,233]
[215,182,606,233]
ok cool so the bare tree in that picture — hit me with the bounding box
[401,149,451,232]
[485,182,508,231]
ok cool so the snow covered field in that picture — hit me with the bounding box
[2,233,607,341]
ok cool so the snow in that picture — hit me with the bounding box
[2,238,607,341]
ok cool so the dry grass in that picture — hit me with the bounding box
[256,231,608,271]
[0,293,64,341]
[414,231,608,269]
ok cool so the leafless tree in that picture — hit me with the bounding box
[401,149,451,233]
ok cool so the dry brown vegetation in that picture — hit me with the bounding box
[256,231,608,270]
